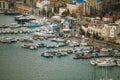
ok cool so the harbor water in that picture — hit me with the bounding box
[0,14,120,80]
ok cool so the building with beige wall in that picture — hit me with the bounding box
[59,8,66,15]
[102,0,120,16]
[66,0,102,18]
[67,1,77,14]
[0,0,9,10]
[15,0,37,14]
[85,0,102,16]
[15,3,31,14]
[66,0,85,18]
[82,22,120,41]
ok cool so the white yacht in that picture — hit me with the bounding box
[116,59,120,66]
[97,58,116,67]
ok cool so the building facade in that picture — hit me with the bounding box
[85,0,102,16]
[66,0,102,18]
[82,22,120,41]
[0,0,9,10]
[15,0,37,14]
[102,0,120,16]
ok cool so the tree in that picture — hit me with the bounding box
[54,6,59,13]
[42,8,46,16]
[47,8,53,18]
[61,10,67,17]
[87,31,91,37]
[66,9,70,16]
[80,28,85,35]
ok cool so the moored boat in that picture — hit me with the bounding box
[100,48,109,52]
[41,52,53,58]
[90,58,105,65]
[116,59,120,66]
[51,38,66,42]
[4,9,20,15]
[68,41,80,47]
[97,58,116,67]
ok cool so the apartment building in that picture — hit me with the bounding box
[102,0,120,16]
[0,0,9,10]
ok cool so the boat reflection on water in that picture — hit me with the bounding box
[100,78,112,80]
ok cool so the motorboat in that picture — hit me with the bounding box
[100,48,109,52]
[19,37,33,43]
[9,23,21,28]
[57,43,66,47]
[80,42,87,46]
[68,41,80,47]
[4,9,20,15]
[116,59,120,66]
[90,58,105,65]
[51,38,66,42]
[41,52,53,58]
[29,45,38,50]
[15,14,36,24]
[27,23,42,28]
[0,37,17,44]
[97,58,116,67]
[90,60,98,65]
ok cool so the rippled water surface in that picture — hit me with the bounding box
[0,14,120,80]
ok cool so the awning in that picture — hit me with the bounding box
[83,24,89,28]
[52,25,60,29]
[63,28,71,31]
[104,16,120,18]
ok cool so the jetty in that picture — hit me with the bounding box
[73,53,120,59]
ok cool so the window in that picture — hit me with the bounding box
[24,0,26,4]
[0,2,1,8]
[3,2,5,8]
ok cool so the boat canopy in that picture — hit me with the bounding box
[52,25,60,29]
[63,28,71,31]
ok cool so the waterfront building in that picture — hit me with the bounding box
[0,0,9,10]
[15,0,36,14]
[101,0,120,16]
[67,1,77,14]
[15,3,31,14]
[81,19,120,42]
[66,0,102,18]
[36,0,50,16]
[36,0,50,9]
[59,8,66,16]
[85,0,102,16]
[102,23,120,43]
[24,0,34,6]
[101,24,110,40]
[66,0,85,18]
[107,23,120,40]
